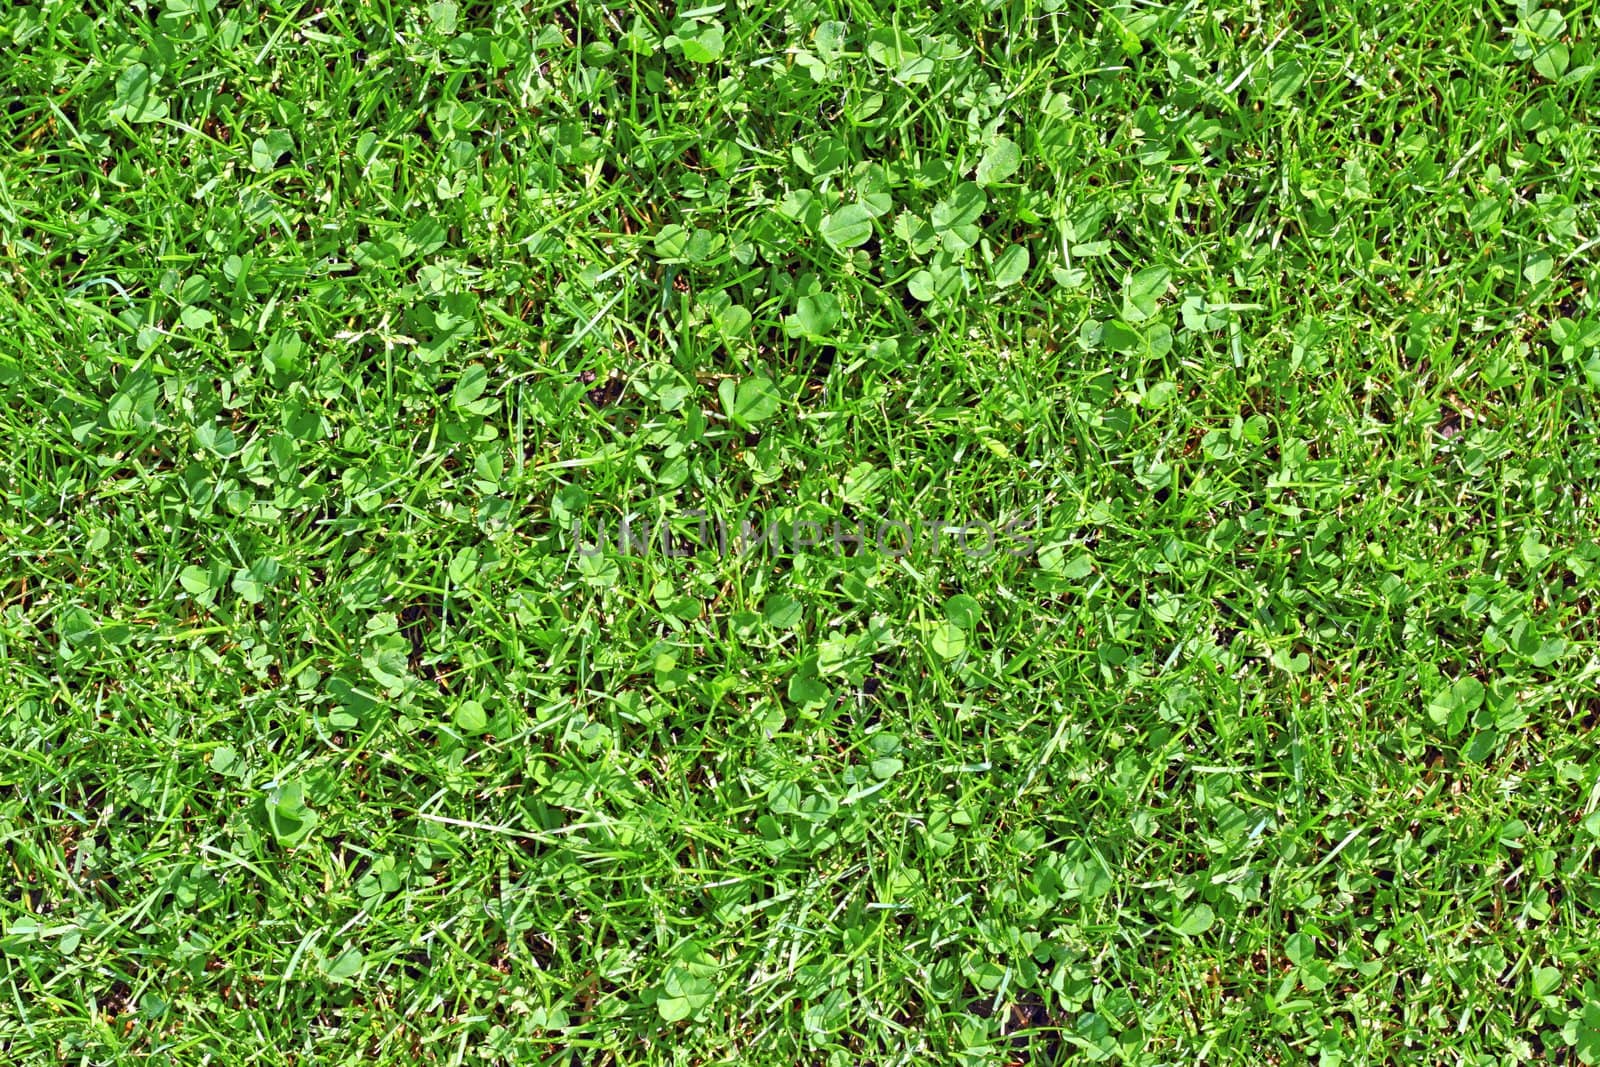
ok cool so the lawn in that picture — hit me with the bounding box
[3,0,1600,1062]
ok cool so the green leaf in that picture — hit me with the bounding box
[1052,265,1088,289]
[111,63,168,123]
[931,182,987,251]
[908,256,965,303]
[1039,545,1094,579]
[576,552,619,588]
[1271,647,1311,674]
[1533,41,1570,80]
[448,545,479,585]
[930,622,967,659]
[975,137,1022,186]
[676,21,725,63]
[1268,58,1307,105]
[1075,858,1115,900]
[1122,265,1171,322]
[683,227,725,264]
[324,946,364,982]
[251,130,294,171]
[802,988,851,1034]
[934,184,986,226]
[452,699,488,733]
[427,1,458,32]
[1579,1001,1600,1065]
[991,243,1030,288]
[870,756,903,780]
[453,364,489,408]
[1531,637,1566,668]
[1175,903,1215,936]
[943,594,982,629]
[713,303,752,335]
[656,992,696,1022]
[106,369,160,429]
[179,565,215,596]
[763,595,803,629]
[653,223,689,259]
[232,558,280,604]
[865,27,915,67]
[819,203,875,252]
[787,669,830,707]
[1520,7,1566,45]
[266,780,318,847]
[785,292,842,339]
[817,633,859,676]
[1426,676,1484,737]
[657,960,715,1021]
[718,376,782,428]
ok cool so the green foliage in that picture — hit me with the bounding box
[3,0,1600,1063]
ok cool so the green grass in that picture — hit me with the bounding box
[4,0,1600,1062]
